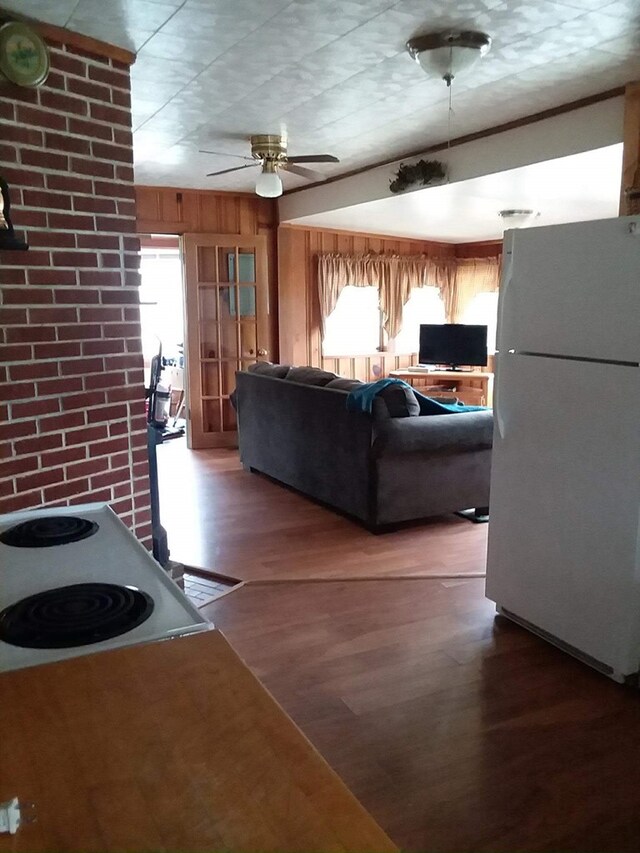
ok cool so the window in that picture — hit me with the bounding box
[391,286,446,354]
[139,247,184,374]
[460,291,499,353]
[323,285,381,356]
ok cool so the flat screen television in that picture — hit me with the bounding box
[419,323,488,370]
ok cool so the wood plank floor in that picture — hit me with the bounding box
[205,580,640,853]
[158,441,488,581]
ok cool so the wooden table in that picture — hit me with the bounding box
[389,368,494,406]
[0,630,397,853]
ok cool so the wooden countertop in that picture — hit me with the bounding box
[0,630,396,853]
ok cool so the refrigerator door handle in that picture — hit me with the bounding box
[494,371,506,439]
[496,248,513,355]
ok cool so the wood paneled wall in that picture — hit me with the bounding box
[278,225,464,379]
[455,240,503,258]
[135,186,279,356]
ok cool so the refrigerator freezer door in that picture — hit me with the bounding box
[498,217,640,363]
[487,353,640,677]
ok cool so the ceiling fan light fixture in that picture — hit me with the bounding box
[255,161,283,198]
[406,31,491,86]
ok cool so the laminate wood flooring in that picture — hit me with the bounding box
[158,442,488,582]
[204,579,640,853]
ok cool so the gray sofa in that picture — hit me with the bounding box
[235,363,493,530]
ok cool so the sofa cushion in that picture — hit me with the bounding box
[372,410,494,456]
[247,362,291,378]
[325,378,364,392]
[374,383,421,419]
[285,366,338,386]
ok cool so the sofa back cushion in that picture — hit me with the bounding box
[285,366,338,386]
[373,383,421,420]
[325,378,364,392]
[247,362,291,378]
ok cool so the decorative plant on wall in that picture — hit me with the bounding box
[389,159,447,194]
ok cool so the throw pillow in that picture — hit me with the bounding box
[376,384,420,418]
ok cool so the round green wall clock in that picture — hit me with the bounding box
[0,22,50,88]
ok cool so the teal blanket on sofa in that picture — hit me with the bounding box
[346,378,488,415]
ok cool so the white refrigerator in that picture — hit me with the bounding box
[486,215,640,684]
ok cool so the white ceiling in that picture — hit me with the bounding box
[4,0,640,193]
[286,144,624,242]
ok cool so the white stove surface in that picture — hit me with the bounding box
[0,503,211,674]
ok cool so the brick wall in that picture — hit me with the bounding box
[0,35,151,544]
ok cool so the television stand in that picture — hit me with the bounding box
[389,368,493,407]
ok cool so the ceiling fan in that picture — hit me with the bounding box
[200,134,339,198]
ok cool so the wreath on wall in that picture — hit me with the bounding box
[389,159,447,194]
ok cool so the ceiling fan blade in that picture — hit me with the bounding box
[282,163,323,181]
[287,154,339,164]
[206,163,259,177]
[199,149,254,161]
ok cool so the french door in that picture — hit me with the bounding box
[182,233,270,449]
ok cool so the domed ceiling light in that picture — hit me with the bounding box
[406,31,491,87]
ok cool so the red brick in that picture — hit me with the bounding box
[77,234,120,250]
[91,467,129,489]
[111,89,132,110]
[22,189,73,210]
[40,90,88,116]
[71,157,114,178]
[67,45,109,64]
[109,452,129,469]
[102,289,140,305]
[113,129,132,148]
[73,196,116,214]
[52,53,86,77]
[96,216,134,233]
[87,403,127,424]
[2,166,45,188]
[118,201,137,219]
[39,411,85,433]
[0,419,37,441]
[0,344,32,361]
[6,326,56,344]
[1,382,35,401]
[49,216,96,234]
[91,140,131,162]
[125,272,141,287]
[47,174,93,194]
[18,467,64,493]
[44,478,89,502]
[67,76,111,102]
[83,339,125,356]
[94,180,135,200]
[57,323,102,341]
[79,270,121,287]
[86,371,125,389]
[65,425,109,447]
[9,362,58,381]
[29,268,77,286]
[44,132,91,156]
[0,267,26,284]
[14,433,63,456]
[67,457,109,479]
[54,288,100,304]
[79,307,122,322]
[109,421,129,437]
[12,397,60,419]
[68,116,112,140]
[112,481,130,497]
[37,376,83,396]
[0,143,17,163]
[0,456,39,478]
[107,385,142,404]
[0,308,28,324]
[26,230,77,248]
[62,391,106,410]
[0,101,14,120]
[15,210,47,228]
[88,65,130,90]
[3,125,44,146]
[1,286,48,304]
[59,356,103,375]
[110,496,132,515]
[4,250,50,267]
[123,237,140,252]
[33,341,82,359]
[89,436,128,456]
[0,491,43,515]
[17,104,66,130]
[29,307,77,323]
[41,446,86,468]
[21,149,69,171]
[103,324,140,341]
[100,253,122,268]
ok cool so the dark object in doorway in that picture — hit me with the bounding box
[0,176,28,250]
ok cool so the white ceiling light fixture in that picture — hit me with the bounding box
[255,161,283,198]
[406,31,491,87]
[498,209,541,228]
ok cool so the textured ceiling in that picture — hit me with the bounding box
[3,0,640,193]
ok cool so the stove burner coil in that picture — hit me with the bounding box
[0,516,99,548]
[0,583,155,649]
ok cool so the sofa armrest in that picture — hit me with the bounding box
[372,410,493,457]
